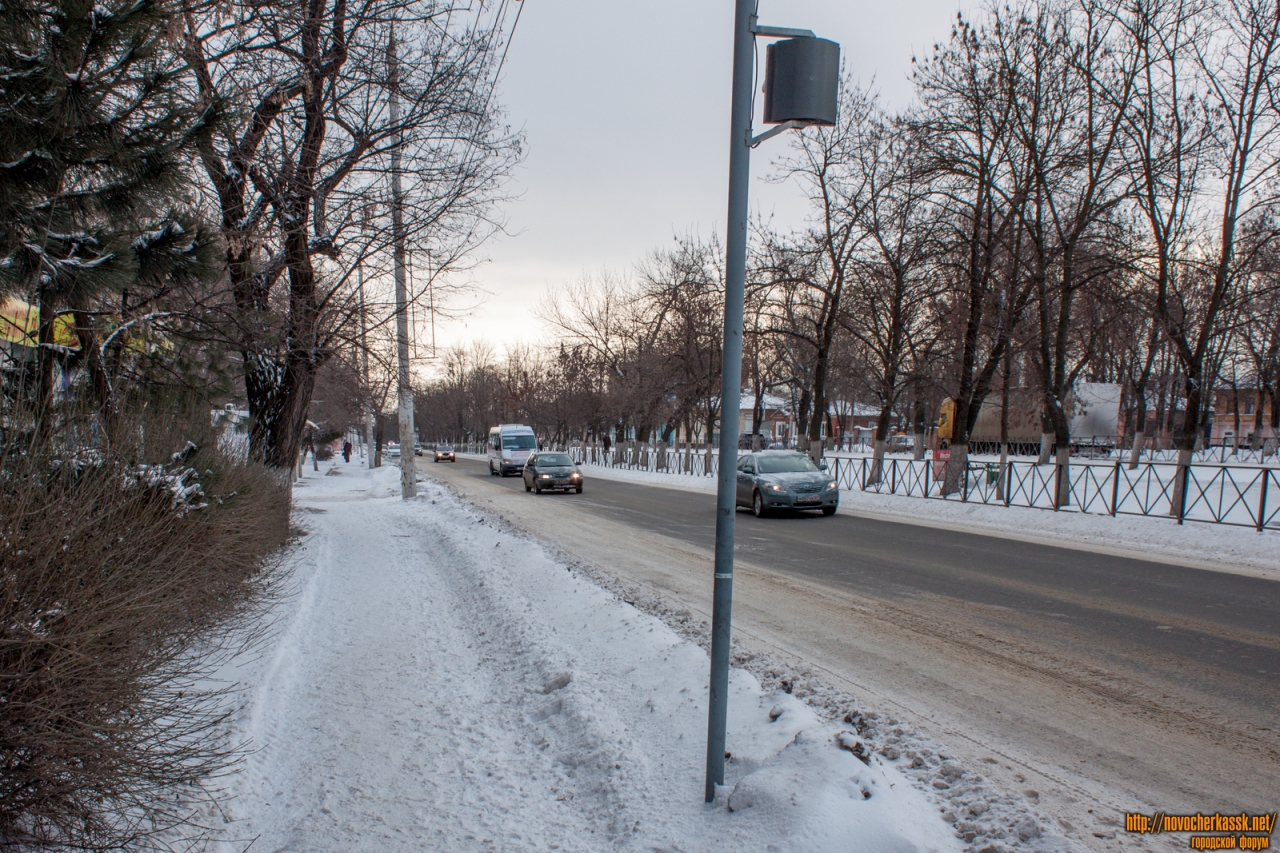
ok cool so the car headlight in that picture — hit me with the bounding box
[765,483,787,493]
[540,473,551,479]
[570,472,581,478]
[828,480,838,490]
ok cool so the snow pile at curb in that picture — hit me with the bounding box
[429,470,1077,853]
[209,465,976,852]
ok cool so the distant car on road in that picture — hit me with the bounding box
[735,451,839,517]
[385,442,400,458]
[434,445,456,463]
[523,451,583,494]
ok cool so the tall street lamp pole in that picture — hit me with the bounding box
[704,0,755,805]
[389,31,416,499]
[705,4,838,803]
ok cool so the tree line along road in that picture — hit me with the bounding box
[421,456,1279,852]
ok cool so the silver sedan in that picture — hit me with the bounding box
[735,451,839,517]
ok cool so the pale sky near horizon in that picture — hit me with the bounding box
[418,0,973,376]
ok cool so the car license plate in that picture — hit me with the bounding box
[797,495,821,504]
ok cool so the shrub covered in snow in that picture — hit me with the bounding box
[0,421,290,849]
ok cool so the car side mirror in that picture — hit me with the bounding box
[820,459,829,469]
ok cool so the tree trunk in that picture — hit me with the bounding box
[1037,414,1053,465]
[1230,386,1240,454]
[912,400,927,461]
[32,294,60,440]
[943,442,969,496]
[1044,395,1073,508]
[1268,391,1279,455]
[1250,397,1264,450]
[868,402,893,485]
[1128,382,1149,469]
[1168,446,1194,518]
[997,356,1010,502]
[1168,373,1204,517]
[704,414,716,475]
[1054,442,1070,508]
[365,401,378,469]
[71,310,117,441]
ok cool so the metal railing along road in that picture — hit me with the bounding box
[453,441,1278,530]
[842,456,1278,531]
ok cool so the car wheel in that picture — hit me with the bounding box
[822,506,836,516]
[524,480,532,492]
[575,485,583,494]
[753,490,768,518]
[534,481,542,494]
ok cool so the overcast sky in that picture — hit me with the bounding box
[423,0,974,369]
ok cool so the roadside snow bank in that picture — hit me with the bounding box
[211,464,964,852]
[552,458,1278,579]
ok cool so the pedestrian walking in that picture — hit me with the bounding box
[342,440,352,463]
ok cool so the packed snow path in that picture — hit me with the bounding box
[216,465,959,852]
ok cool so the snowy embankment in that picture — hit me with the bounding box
[208,464,965,852]
[527,457,1279,579]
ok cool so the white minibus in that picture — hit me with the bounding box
[488,424,536,476]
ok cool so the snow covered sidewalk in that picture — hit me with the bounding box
[213,464,961,852]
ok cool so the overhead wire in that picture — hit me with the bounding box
[477,0,524,129]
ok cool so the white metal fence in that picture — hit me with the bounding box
[454,440,1279,530]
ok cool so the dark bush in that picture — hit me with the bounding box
[0,410,290,850]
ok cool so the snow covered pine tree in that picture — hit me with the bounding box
[0,0,214,431]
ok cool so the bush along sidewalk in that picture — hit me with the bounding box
[0,413,292,850]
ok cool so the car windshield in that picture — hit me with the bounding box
[438,446,453,452]
[502,434,536,450]
[538,453,572,466]
[757,455,820,474]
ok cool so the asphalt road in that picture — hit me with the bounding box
[468,459,1278,683]
[425,456,1280,849]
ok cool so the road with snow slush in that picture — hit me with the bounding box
[427,456,1280,853]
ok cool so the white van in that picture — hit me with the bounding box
[488,424,536,476]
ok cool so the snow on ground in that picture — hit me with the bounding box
[504,456,1279,580]
[207,463,972,852]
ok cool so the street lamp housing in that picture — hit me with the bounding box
[762,37,840,126]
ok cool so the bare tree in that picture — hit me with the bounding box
[764,85,880,459]
[994,0,1139,503]
[182,0,521,468]
[1242,245,1280,448]
[638,235,725,453]
[913,13,1034,493]
[1119,0,1280,509]
[837,107,941,482]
